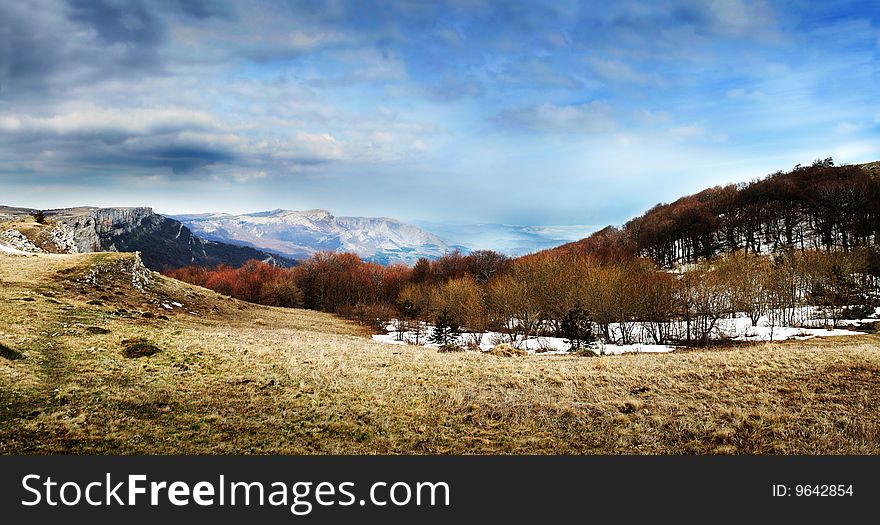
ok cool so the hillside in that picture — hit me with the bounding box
[174,209,465,265]
[553,160,880,267]
[1,249,879,454]
[0,206,294,271]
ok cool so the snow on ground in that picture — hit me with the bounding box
[719,315,864,342]
[372,325,675,356]
[0,241,31,256]
[373,310,872,356]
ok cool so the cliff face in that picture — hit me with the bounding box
[0,206,294,270]
[48,207,157,253]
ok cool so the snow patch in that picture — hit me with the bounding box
[0,241,31,255]
[373,310,868,356]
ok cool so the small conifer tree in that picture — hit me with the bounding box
[561,301,594,350]
[430,308,460,345]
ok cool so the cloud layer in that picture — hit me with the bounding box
[1,0,878,226]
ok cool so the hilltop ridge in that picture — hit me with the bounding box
[550,159,880,266]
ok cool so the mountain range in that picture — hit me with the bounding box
[171,209,467,265]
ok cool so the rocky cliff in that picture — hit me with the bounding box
[0,206,294,270]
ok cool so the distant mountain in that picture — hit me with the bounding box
[172,209,466,265]
[547,159,880,267]
[0,206,294,270]
[412,221,598,257]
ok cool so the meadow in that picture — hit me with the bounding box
[1,251,878,454]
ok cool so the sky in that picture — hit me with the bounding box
[1,0,879,230]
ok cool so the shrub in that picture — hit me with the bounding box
[573,347,599,358]
[260,275,304,307]
[121,338,161,358]
[533,339,558,353]
[340,302,396,331]
[487,343,527,357]
[437,344,465,353]
[843,304,875,320]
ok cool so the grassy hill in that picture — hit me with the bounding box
[1,250,879,454]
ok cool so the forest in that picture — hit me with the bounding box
[557,159,880,268]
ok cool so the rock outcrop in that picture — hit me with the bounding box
[0,229,43,253]
[0,206,295,270]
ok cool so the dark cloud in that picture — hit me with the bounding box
[0,0,239,103]
[0,1,161,102]
[67,0,164,47]
[165,0,235,20]
[0,3,70,97]
[76,143,237,175]
[125,144,237,174]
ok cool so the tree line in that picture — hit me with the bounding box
[165,245,880,349]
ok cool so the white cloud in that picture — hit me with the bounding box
[587,58,663,86]
[495,101,616,134]
[834,122,860,134]
[0,105,221,137]
[232,170,269,183]
[829,141,879,163]
[704,0,778,38]
[726,88,767,101]
[668,125,706,139]
[633,109,671,125]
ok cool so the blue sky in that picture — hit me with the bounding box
[1,0,879,229]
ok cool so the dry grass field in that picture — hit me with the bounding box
[1,250,878,454]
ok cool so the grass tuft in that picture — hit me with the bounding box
[487,343,527,357]
[121,338,161,358]
[438,344,466,353]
